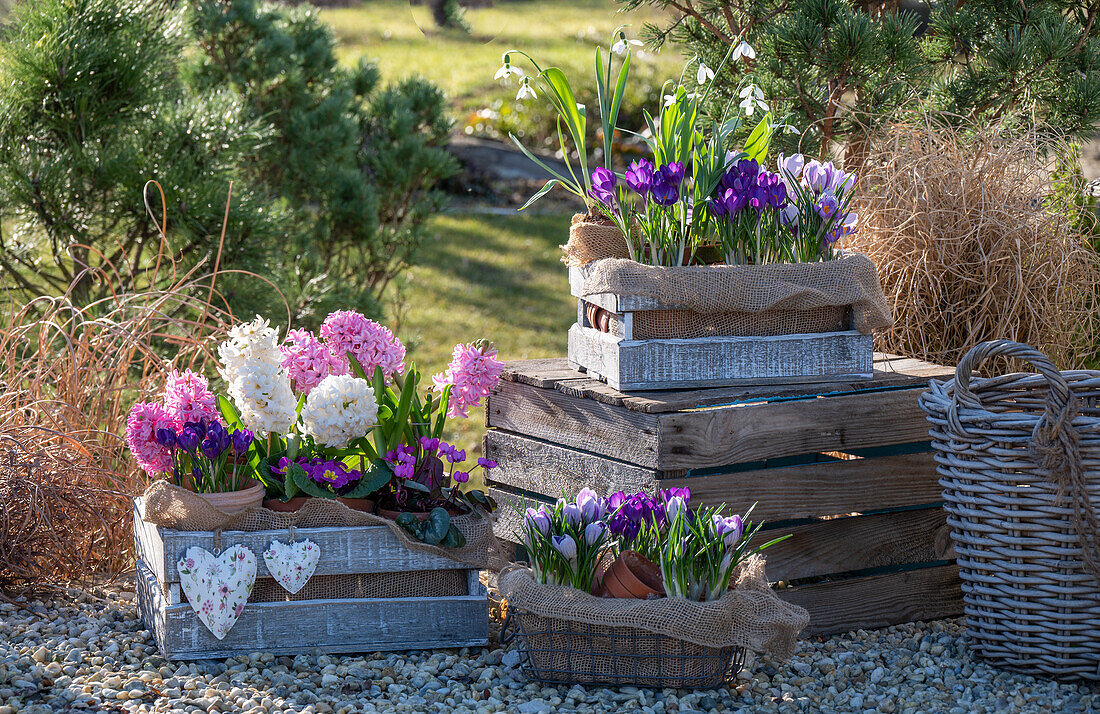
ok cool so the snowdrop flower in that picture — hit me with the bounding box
[494,54,524,80]
[301,374,378,449]
[612,34,642,56]
[516,78,537,101]
[738,84,768,115]
[663,93,677,108]
[696,61,715,85]
[732,39,756,62]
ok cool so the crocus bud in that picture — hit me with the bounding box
[177,426,201,453]
[563,503,583,527]
[778,152,804,178]
[584,521,607,547]
[525,507,550,535]
[231,428,253,454]
[576,488,604,522]
[155,428,177,449]
[551,534,577,560]
[717,515,743,547]
[665,495,687,522]
[607,491,627,511]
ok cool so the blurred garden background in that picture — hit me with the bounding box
[1,0,1100,588]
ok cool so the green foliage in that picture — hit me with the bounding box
[0,0,288,313]
[188,0,459,324]
[619,0,1100,161]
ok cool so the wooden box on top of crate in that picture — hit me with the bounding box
[485,356,961,637]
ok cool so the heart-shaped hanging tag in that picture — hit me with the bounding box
[262,539,320,594]
[177,545,257,640]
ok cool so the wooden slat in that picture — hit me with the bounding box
[568,324,873,392]
[756,508,953,582]
[658,450,940,521]
[138,561,488,659]
[142,520,472,585]
[485,431,657,498]
[489,487,537,543]
[778,564,963,637]
[487,379,661,468]
[656,388,933,470]
[497,356,953,414]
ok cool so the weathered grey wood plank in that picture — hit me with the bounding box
[488,487,543,543]
[485,431,657,497]
[139,561,488,659]
[656,388,934,470]
[154,523,472,585]
[778,564,963,637]
[486,379,661,469]
[658,450,940,521]
[756,508,953,582]
[568,324,874,391]
[498,356,952,414]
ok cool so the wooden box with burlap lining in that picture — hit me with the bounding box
[485,357,964,637]
[567,260,884,391]
[133,500,488,659]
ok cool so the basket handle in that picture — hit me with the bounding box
[951,340,1100,588]
[499,610,518,645]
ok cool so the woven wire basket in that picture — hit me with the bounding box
[920,340,1100,681]
[500,609,746,688]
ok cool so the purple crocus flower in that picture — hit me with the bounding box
[562,502,583,527]
[659,161,685,185]
[607,491,627,511]
[624,159,655,196]
[778,152,804,179]
[200,437,224,460]
[611,513,640,543]
[665,495,687,522]
[551,534,577,560]
[525,507,551,535]
[584,521,607,547]
[622,494,650,523]
[576,487,603,522]
[713,514,744,547]
[155,428,177,449]
[206,421,231,454]
[816,193,840,222]
[660,487,691,504]
[709,197,728,218]
[590,167,617,207]
[802,161,829,194]
[764,173,788,208]
[649,176,679,206]
[230,428,253,454]
[177,426,201,453]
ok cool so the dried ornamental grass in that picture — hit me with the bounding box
[0,183,278,592]
[847,121,1100,368]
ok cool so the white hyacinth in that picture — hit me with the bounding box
[218,316,297,437]
[301,374,378,449]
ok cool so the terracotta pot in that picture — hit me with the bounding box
[377,505,465,521]
[263,496,309,513]
[585,303,612,333]
[197,479,264,513]
[600,551,664,599]
[336,497,375,513]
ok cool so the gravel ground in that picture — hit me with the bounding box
[0,589,1096,714]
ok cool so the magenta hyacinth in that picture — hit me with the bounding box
[281,328,348,393]
[161,369,219,425]
[320,310,406,378]
[432,341,505,418]
[126,402,179,475]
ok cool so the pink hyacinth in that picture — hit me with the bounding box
[320,310,406,378]
[281,329,347,394]
[433,341,505,419]
[162,369,219,425]
[125,402,179,475]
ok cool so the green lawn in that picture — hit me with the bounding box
[322,0,682,138]
[390,211,576,456]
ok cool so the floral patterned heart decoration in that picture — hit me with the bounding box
[177,545,256,640]
[262,539,320,594]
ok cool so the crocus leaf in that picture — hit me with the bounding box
[608,50,631,146]
[519,179,562,210]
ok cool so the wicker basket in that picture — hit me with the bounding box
[500,609,746,688]
[920,340,1100,681]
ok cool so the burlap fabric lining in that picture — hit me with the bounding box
[141,480,510,571]
[578,254,892,336]
[498,555,809,659]
[562,214,630,266]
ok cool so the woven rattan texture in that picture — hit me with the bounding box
[921,340,1100,681]
[502,610,745,688]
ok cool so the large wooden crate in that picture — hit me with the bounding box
[485,356,962,637]
[134,500,488,659]
[568,264,874,391]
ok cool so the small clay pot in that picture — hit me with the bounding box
[600,551,664,599]
[585,303,612,333]
[336,497,375,513]
[376,505,466,521]
[197,479,264,513]
[263,496,309,513]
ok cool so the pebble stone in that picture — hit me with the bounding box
[0,591,1096,713]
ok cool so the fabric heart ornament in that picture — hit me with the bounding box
[262,539,320,594]
[177,545,256,640]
